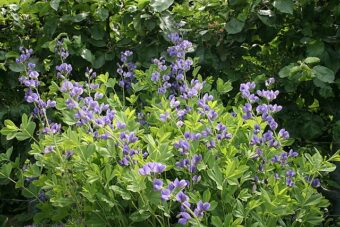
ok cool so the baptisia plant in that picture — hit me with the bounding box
[1,35,339,226]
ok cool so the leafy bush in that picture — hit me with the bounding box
[1,0,339,148]
[1,35,339,226]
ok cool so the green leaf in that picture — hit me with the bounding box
[110,185,131,200]
[225,18,245,34]
[97,8,109,21]
[0,163,12,178]
[333,121,340,142]
[130,210,150,222]
[9,63,25,72]
[278,63,294,78]
[93,54,105,69]
[61,13,88,23]
[150,0,174,12]
[312,66,335,83]
[81,49,94,64]
[307,40,325,57]
[216,78,233,94]
[211,216,223,227]
[207,165,224,190]
[0,51,6,60]
[273,0,294,14]
[304,57,320,65]
[50,0,60,11]
[319,85,334,98]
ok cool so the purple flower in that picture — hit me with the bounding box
[192,175,201,183]
[271,155,280,163]
[46,100,56,108]
[174,140,190,154]
[216,123,226,132]
[24,90,39,103]
[256,90,279,101]
[278,129,289,139]
[176,191,189,203]
[160,112,170,122]
[254,124,261,134]
[286,177,294,187]
[60,80,73,92]
[312,178,321,188]
[170,97,180,108]
[138,162,166,176]
[286,170,296,177]
[161,189,171,201]
[151,72,160,82]
[120,50,133,63]
[65,99,76,109]
[116,121,126,129]
[153,179,163,191]
[194,200,210,218]
[64,150,75,160]
[250,135,261,145]
[44,146,54,154]
[177,212,191,225]
[176,121,184,127]
[56,63,72,76]
[265,77,275,87]
[288,149,298,157]
[169,178,188,191]
[207,110,218,121]
[94,92,104,100]
[206,140,216,149]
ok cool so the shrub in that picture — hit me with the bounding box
[1,35,339,226]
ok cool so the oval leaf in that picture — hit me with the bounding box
[312,65,335,83]
[225,18,245,34]
[150,0,174,12]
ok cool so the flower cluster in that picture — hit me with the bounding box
[138,162,166,175]
[151,176,210,225]
[17,48,58,134]
[117,50,137,90]
[118,132,143,166]
[150,33,202,99]
[240,79,300,187]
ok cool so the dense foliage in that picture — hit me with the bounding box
[1,35,339,226]
[0,0,339,225]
